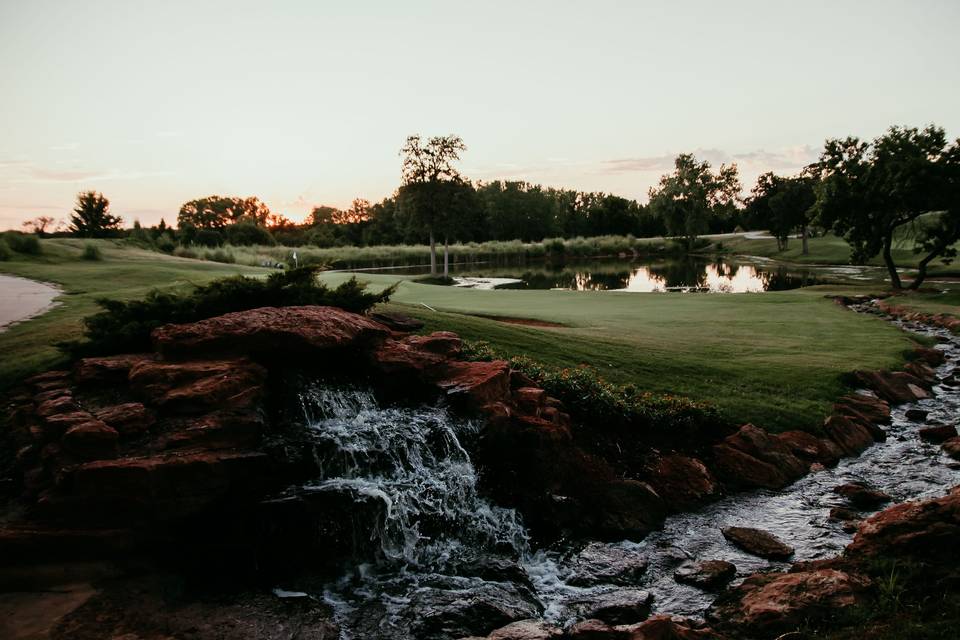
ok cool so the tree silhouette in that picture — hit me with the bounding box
[69,191,122,237]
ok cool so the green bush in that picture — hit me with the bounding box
[81,243,102,261]
[463,339,724,439]
[203,249,235,264]
[0,239,10,261]
[61,266,396,357]
[3,232,41,255]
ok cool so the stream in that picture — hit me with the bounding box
[288,306,960,639]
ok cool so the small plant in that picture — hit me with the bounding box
[203,249,236,264]
[2,231,41,255]
[81,243,102,261]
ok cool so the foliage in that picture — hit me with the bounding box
[69,191,122,237]
[203,248,235,264]
[0,239,9,261]
[61,266,396,357]
[814,125,960,289]
[745,172,816,252]
[22,215,57,235]
[463,339,724,439]
[81,243,102,261]
[648,154,742,250]
[177,195,271,230]
[225,220,275,246]
[2,231,42,255]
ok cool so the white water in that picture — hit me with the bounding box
[288,308,959,639]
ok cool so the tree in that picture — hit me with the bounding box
[647,154,741,251]
[745,172,816,253]
[398,134,468,275]
[814,125,960,289]
[177,196,271,229]
[22,215,56,235]
[69,191,122,237]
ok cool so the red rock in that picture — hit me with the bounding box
[847,486,960,570]
[152,306,390,358]
[129,358,266,414]
[43,411,98,439]
[833,482,891,509]
[912,346,946,366]
[431,360,511,408]
[853,370,931,404]
[721,527,794,560]
[833,393,891,424]
[403,331,462,357]
[942,437,960,460]
[707,569,871,635]
[25,370,71,386]
[94,402,155,435]
[369,337,448,376]
[33,387,72,404]
[709,444,786,490]
[621,615,726,639]
[918,424,957,443]
[509,370,538,390]
[674,560,736,590]
[904,361,937,384]
[369,311,424,332]
[778,430,842,466]
[513,387,546,415]
[564,619,624,639]
[821,415,875,455]
[485,619,563,639]
[161,410,263,450]
[74,354,154,384]
[647,454,720,510]
[35,395,81,418]
[62,420,119,460]
[710,425,806,490]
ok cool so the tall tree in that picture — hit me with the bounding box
[647,154,741,251]
[745,172,816,253]
[69,191,122,237]
[22,215,56,235]
[814,125,960,289]
[398,134,467,275]
[177,196,271,229]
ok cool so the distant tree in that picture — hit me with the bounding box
[307,205,341,227]
[398,134,468,275]
[648,154,741,251]
[69,191,122,237]
[177,196,271,229]
[22,215,56,235]
[745,172,816,253]
[814,125,960,289]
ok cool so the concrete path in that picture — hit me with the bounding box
[0,274,61,331]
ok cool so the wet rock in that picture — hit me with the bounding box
[707,569,872,636]
[777,431,842,467]
[853,370,931,404]
[834,393,891,425]
[152,305,391,358]
[904,361,938,383]
[564,619,624,639]
[35,395,81,418]
[568,589,653,625]
[566,542,649,587]
[73,354,153,385]
[918,424,957,443]
[674,560,736,590]
[451,557,532,588]
[646,454,721,510]
[408,581,542,640]
[61,420,119,460]
[829,506,860,522]
[93,402,155,435]
[618,615,727,639]
[432,360,512,408]
[484,619,562,639]
[821,415,875,455]
[405,331,464,357]
[904,408,929,422]
[833,482,892,509]
[513,387,546,415]
[942,437,960,460]
[589,479,666,539]
[724,424,807,478]
[160,410,264,450]
[912,346,946,366]
[721,527,794,560]
[846,485,960,571]
[129,358,266,414]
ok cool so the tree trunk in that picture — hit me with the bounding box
[881,231,902,289]
[429,229,437,276]
[801,224,809,255]
[908,242,948,290]
[443,235,449,278]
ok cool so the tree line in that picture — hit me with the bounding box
[24,124,960,290]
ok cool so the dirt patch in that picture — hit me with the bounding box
[471,314,567,328]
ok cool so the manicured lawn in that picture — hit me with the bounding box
[0,239,269,387]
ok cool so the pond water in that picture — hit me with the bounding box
[357,257,833,292]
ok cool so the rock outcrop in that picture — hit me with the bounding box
[720,527,794,560]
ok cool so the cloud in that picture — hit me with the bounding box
[600,146,819,175]
[49,142,80,151]
[0,159,172,184]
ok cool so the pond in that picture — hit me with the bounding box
[357,257,833,292]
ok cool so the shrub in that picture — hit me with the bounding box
[3,232,41,255]
[203,249,235,264]
[174,246,199,259]
[194,229,224,247]
[226,221,275,246]
[463,339,724,441]
[156,236,176,253]
[0,239,10,261]
[61,266,396,357]
[81,243,102,261]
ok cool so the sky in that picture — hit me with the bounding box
[1,0,958,229]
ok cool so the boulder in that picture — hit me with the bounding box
[708,445,785,490]
[912,346,945,366]
[407,581,542,640]
[853,370,931,404]
[918,424,957,443]
[904,361,937,384]
[620,615,727,639]
[707,569,872,636]
[904,408,929,422]
[673,560,736,590]
[129,358,266,414]
[646,454,721,510]
[431,360,512,408]
[369,311,424,333]
[777,431,841,466]
[567,589,653,625]
[61,420,119,460]
[566,543,649,587]
[721,527,794,560]
[563,619,625,639]
[94,402,155,435]
[821,415,875,456]
[152,305,391,358]
[833,393,891,425]
[513,387,547,415]
[833,482,891,510]
[35,395,81,418]
[942,437,960,460]
[73,354,153,384]
[485,619,562,639]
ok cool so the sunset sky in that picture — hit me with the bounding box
[1,0,958,230]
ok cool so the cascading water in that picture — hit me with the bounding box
[282,304,959,639]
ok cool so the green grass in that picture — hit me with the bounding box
[0,239,269,387]
[0,237,938,433]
